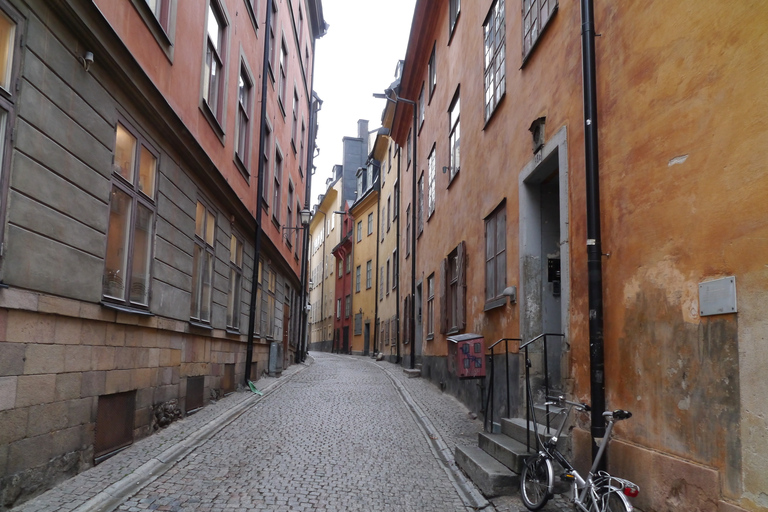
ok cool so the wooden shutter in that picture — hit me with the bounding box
[439,257,448,334]
[457,241,467,331]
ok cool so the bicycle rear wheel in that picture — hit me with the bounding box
[603,491,631,512]
[519,454,553,511]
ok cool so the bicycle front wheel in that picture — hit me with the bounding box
[519,454,553,511]
[603,491,631,512]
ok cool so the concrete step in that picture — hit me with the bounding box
[478,432,533,474]
[455,445,517,498]
[403,368,421,378]
[501,417,559,446]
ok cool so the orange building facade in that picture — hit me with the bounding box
[386,0,767,510]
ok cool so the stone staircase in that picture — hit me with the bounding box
[455,408,562,498]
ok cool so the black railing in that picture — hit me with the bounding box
[484,337,522,433]
[520,333,565,452]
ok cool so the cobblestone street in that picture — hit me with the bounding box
[16,353,572,512]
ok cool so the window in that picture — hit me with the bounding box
[357,220,362,242]
[0,3,21,245]
[272,147,283,224]
[235,62,253,171]
[428,146,436,218]
[441,241,466,333]
[295,200,301,256]
[449,89,460,179]
[407,129,412,166]
[356,265,361,293]
[268,0,277,77]
[392,249,398,290]
[299,121,306,172]
[203,2,227,124]
[278,40,288,114]
[145,0,171,32]
[367,212,373,235]
[417,174,424,235]
[386,259,390,295]
[346,255,352,274]
[485,203,507,303]
[450,0,461,35]
[103,122,158,308]
[523,0,558,61]
[387,195,391,231]
[366,260,372,289]
[393,182,399,220]
[191,200,216,322]
[285,182,294,246]
[428,43,436,100]
[345,295,351,319]
[427,273,435,339]
[261,123,272,203]
[227,233,243,329]
[418,84,425,129]
[291,89,299,151]
[484,0,506,122]
[336,298,341,319]
[265,266,276,337]
[380,266,384,299]
[405,205,411,257]
[338,258,343,277]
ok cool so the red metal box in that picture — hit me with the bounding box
[447,333,486,378]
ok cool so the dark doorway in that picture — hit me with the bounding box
[364,322,370,356]
[94,390,136,463]
[342,326,349,353]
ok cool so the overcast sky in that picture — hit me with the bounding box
[310,0,417,207]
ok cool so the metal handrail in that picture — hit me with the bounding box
[484,337,522,433]
[522,333,565,452]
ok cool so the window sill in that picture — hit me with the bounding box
[447,168,460,188]
[188,320,213,330]
[447,327,461,336]
[225,328,241,336]
[447,12,461,46]
[200,101,225,145]
[426,334,434,341]
[101,301,154,316]
[484,297,507,312]
[234,153,251,182]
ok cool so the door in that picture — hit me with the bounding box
[343,326,349,353]
[363,322,370,356]
[283,307,290,368]
[415,282,423,363]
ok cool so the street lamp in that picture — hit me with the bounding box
[373,90,417,371]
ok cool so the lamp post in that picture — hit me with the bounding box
[373,90,417,370]
[284,208,312,364]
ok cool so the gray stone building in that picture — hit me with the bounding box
[0,0,325,508]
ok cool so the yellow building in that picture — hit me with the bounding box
[349,164,379,356]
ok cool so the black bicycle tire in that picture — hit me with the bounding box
[519,454,552,511]
[603,491,631,512]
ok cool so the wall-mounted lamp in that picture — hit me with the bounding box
[81,51,94,72]
[502,286,517,304]
[282,208,312,234]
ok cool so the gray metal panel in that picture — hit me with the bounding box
[699,276,737,316]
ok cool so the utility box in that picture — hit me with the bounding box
[268,341,283,376]
[447,333,486,378]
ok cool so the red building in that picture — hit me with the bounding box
[331,205,354,353]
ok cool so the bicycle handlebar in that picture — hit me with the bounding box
[603,409,632,421]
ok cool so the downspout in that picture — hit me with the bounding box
[297,94,321,363]
[409,103,417,370]
[244,0,273,385]
[395,146,401,364]
[373,173,381,357]
[581,0,606,464]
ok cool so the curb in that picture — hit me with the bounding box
[369,360,493,511]
[74,358,314,512]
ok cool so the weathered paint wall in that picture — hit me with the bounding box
[350,188,379,355]
[590,1,768,510]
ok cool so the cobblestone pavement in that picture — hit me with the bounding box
[17,352,575,512]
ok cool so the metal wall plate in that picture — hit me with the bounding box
[699,276,737,316]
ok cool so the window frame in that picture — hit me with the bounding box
[201,0,229,137]
[356,265,361,293]
[427,145,436,218]
[428,43,436,102]
[226,231,244,330]
[261,121,272,205]
[277,38,288,116]
[357,220,363,242]
[417,172,424,236]
[483,0,506,124]
[191,198,217,324]
[0,0,22,252]
[367,212,373,236]
[234,57,255,178]
[448,87,461,182]
[485,202,507,308]
[449,0,461,40]
[418,84,425,131]
[102,119,160,311]
[522,0,559,64]
[426,273,435,340]
[272,144,283,225]
[366,260,372,289]
[130,0,177,61]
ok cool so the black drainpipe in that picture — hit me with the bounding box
[581,0,606,466]
[244,0,273,385]
[395,146,401,364]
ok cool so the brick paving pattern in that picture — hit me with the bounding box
[16,352,575,512]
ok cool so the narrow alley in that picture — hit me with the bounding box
[14,353,574,512]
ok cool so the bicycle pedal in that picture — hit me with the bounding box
[560,472,575,482]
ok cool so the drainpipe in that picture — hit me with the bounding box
[373,171,381,357]
[581,0,606,465]
[395,146,401,364]
[244,0,273,385]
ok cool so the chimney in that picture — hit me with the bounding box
[357,119,369,140]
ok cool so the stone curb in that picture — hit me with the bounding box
[367,359,493,511]
[74,357,314,512]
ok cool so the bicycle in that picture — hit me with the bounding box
[519,395,640,512]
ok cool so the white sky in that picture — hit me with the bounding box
[310,0,417,207]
